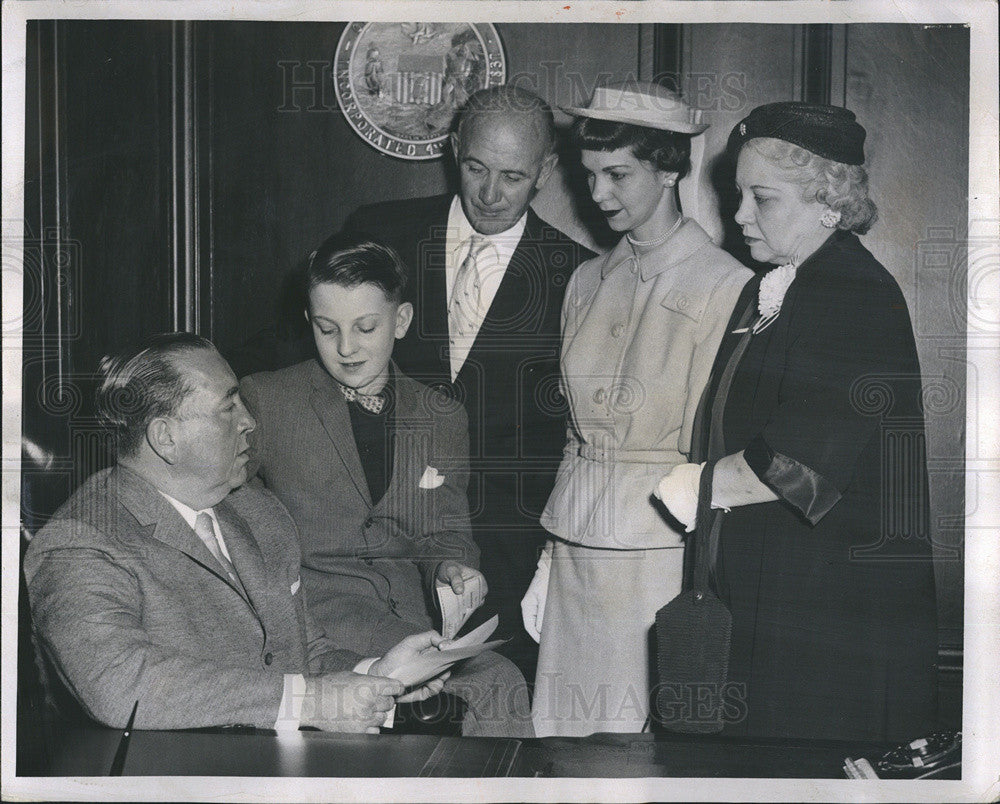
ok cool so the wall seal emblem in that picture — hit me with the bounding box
[333,22,506,161]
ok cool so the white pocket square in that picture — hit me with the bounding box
[290,576,301,595]
[419,466,445,489]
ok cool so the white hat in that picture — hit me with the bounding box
[562,81,708,135]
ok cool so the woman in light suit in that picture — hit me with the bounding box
[522,82,751,737]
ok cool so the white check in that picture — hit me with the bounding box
[387,615,503,689]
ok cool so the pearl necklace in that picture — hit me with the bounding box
[626,215,684,249]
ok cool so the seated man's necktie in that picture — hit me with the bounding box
[193,512,240,585]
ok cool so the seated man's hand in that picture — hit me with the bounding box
[370,630,446,678]
[397,670,451,704]
[436,561,488,607]
[370,630,450,704]
[300,672,403,733]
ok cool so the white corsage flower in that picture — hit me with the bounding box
[754,263,796,333]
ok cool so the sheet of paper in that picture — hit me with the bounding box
[435,574,485,638]
[387,639,507,689]
[385,614,500,689]
[445,613,498,650]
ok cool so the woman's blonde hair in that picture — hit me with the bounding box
[745,137,878,234]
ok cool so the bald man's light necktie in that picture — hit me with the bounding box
[449,235,489,339]
[193,511,239,585]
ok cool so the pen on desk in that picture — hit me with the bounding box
[109,700,139,776]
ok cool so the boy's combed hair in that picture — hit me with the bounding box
[307,236,409,303]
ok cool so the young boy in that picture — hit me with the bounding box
[240,238,532,737]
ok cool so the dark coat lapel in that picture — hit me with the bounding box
[308,359,372,506]
[477,207,544,336]
[112,465,253,604]
[412,200,452,382]
[405,201,561,389]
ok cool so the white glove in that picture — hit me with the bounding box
[654,462,706,533]
[520,541,553,643]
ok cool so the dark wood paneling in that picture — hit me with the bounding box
[22,20,72,530]
[652,23,684,87]
[802,24,833,105]
[845,24,969,662]
[61,21,177,370]
[23,21,192,521]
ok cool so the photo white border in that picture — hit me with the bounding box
[3,1,997,801]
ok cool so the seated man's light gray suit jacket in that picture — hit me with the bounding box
[24,465,360,730]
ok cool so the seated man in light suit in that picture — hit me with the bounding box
[23,332,450,731]
[241,239,533,738]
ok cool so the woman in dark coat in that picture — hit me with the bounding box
[656,102,938,742]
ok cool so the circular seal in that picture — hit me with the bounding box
[333,22,506,161]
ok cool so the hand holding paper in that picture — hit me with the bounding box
[435,561,487,638]
[366,631,452,729]
[380,616,504,689]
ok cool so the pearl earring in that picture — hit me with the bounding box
[821,209,841,228]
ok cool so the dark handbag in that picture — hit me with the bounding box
[653,460,732,733]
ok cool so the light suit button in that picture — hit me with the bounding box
[611,323,624,338]
[593,388,606,404]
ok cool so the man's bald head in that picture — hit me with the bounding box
[456,85,557,162]
[450,86,558,235]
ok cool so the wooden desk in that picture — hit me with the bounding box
[520,732,888,778]
[31,725,887,778]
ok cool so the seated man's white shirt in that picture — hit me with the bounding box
[159,492,381,730]
[445,194,528,381]
[161,493,232,562]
